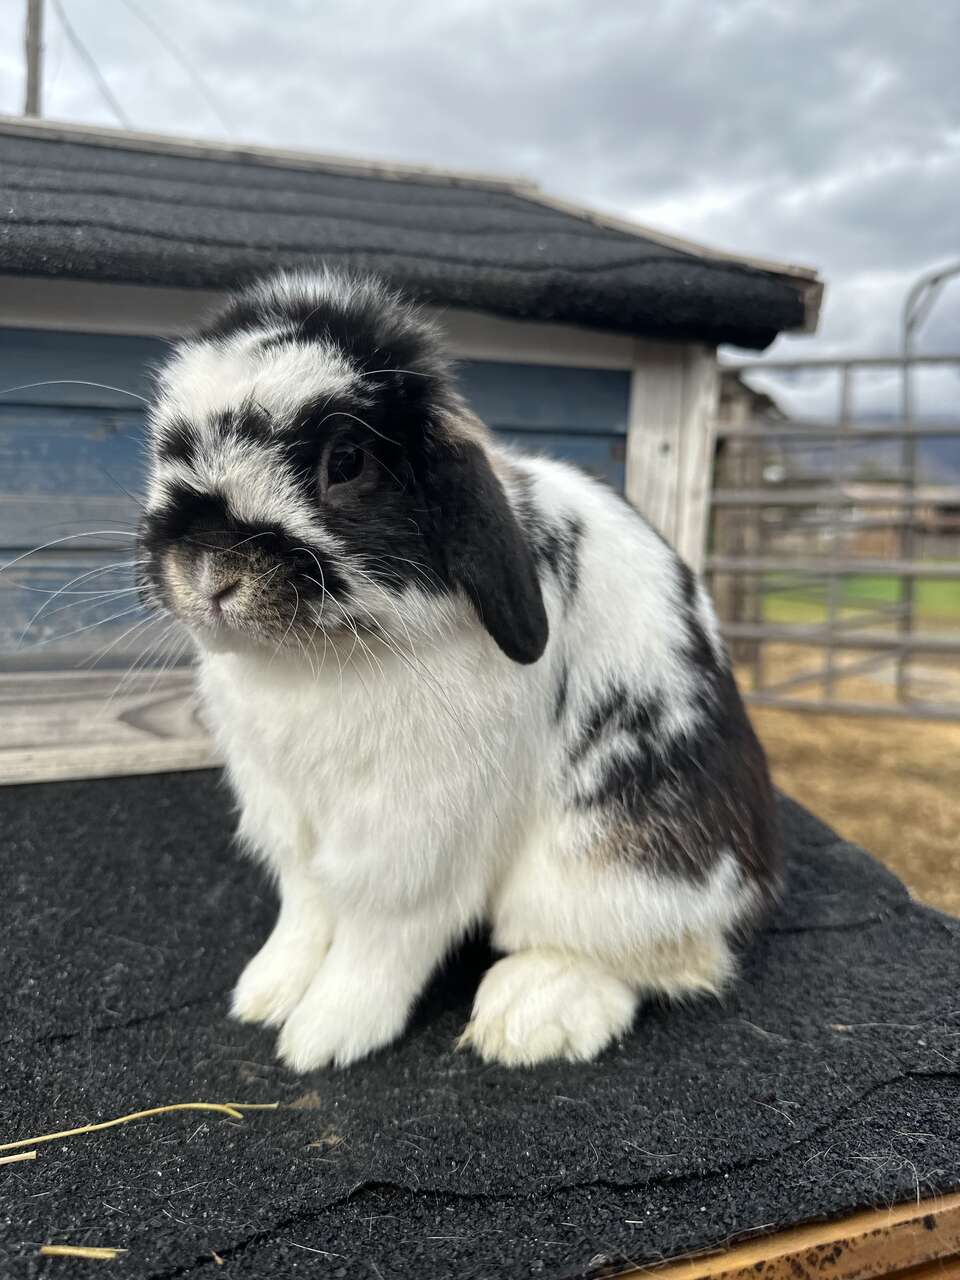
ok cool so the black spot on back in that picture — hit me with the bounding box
[512,476,583,612]
[674,556,721,676]
[553,661,569,724]
[568,682,662,767]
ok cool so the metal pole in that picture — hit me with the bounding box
[897,261,960,704]
[24,0,43,117]
[897,320,916,704]
[823,366,851,700]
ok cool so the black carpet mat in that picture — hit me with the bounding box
[1,771,959,1278]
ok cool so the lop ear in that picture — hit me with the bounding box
[421,434,548,664]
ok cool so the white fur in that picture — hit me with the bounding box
[186,447,751,1070]
[460,951,638,1067]
[154,336,358,437]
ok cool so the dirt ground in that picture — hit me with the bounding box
[746,694,960,919]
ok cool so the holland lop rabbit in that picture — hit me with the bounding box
[139,269,781,1071]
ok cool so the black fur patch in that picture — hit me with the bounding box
[553,661,569,724]
[156,405,272,464]
[567,660,780,897]
[534,514,583,608]
[674,557,721,677]
[213,404,273,446]
[512,475,584,612]
[419,437,549,664]
[568,682,662,768]
[155,416,199,465]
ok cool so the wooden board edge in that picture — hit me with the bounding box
[0,742,219,786]
[614,1189,960,1279]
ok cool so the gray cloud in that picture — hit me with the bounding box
[1,0,958,384]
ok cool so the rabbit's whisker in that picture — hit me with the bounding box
[80,610,167,669]
[0,532,140,577]
[0,379,150,404]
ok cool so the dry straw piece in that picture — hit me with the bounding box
[0,1100,280,1154]
[40,1245,127,1260]
[0,1150,37,1166]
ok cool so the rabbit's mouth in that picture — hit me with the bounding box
[135,480,366,656]
[142,537,350,654]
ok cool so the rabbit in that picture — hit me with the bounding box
[138,267,782,1071]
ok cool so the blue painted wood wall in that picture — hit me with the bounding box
[0,328,629,668]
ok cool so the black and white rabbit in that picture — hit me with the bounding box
[139,268,781,1070]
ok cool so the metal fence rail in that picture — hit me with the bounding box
[709,349,960,721]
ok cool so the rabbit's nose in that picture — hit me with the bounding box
[209,579,241,611]
[197,552,242,611]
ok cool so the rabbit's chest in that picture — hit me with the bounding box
[199,655,495,905]
[210,668,416,806]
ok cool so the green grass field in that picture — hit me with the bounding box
[763,574,960,624]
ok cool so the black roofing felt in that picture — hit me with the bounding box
[1,772,959,1278]
[0,129,810,348]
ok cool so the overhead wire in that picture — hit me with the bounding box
[116,0,236,136]
[48,0,133,129]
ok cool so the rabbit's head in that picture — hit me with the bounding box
[139,270,548,664]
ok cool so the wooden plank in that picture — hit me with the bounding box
[721,623,960,654]
[457,360,630,435]
[0,405,144,547]
[743,693,960,722]
[440,306,636,369]
[711,487,960,508]
[625,341,686,544]
[625,342,719,572]
[706,555,960,579]
[625,1189,960,1279]
[0,493,140,549]
[0,327,169,408]
[715,421,960,441]
[0,403,145,504]
[0,553,163,664]
[674,346,719,573]
[0,276,223,338]
[0,670,217,784]
[727,353,960,371]
[497,428,625,490]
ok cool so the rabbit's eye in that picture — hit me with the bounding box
[326,442,366,488]
[318,435,376,501]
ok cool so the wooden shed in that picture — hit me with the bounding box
[0,115,820,775]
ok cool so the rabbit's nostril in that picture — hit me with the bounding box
[210,579,241,608]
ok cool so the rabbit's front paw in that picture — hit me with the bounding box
[276,971,407,1071]
[460,949,636,1067]
[231,933,329,1029]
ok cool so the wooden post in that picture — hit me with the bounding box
[711,390,759,668]
[24,0,44,117]
[625,342,719,573]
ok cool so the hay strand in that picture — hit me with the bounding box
[0,1149,37,1166]
[0,1101,279,1154]
[40,1244,127,1260]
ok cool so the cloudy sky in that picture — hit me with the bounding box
[1,0,958,410]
